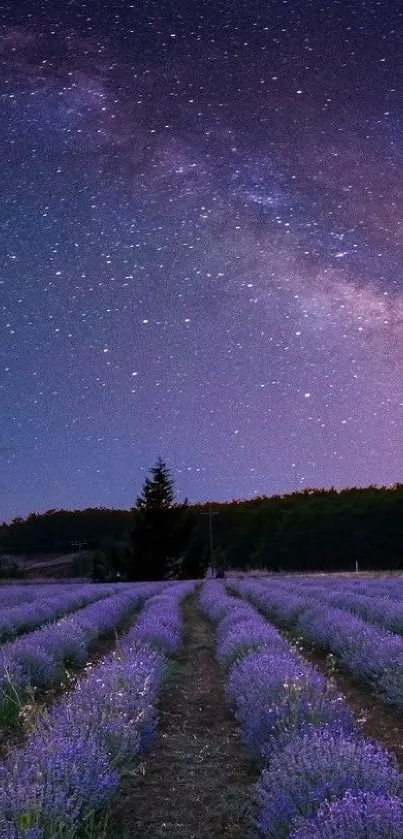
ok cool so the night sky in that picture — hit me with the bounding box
[2,0,403,521]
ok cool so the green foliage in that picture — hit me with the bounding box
[172,506,209,579]
[3,482,403,577]
[90,549,112,582]
[193,484,403,573]
[211,547,228,577]
[70,550,97,578]
[0,508,132,555]
[135,457,174,510]
[129,459,204,581]
[0,554,24,578]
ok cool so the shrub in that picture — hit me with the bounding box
[227,650,354,759]
[255,727,403,838]
[291,791,403,838]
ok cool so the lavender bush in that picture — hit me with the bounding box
[0,584,121,644]
[231,578,403,708]
[297,606,403,706]
[0,581,194,837]
[198,581,237,624]
[200,583,286,666]
[125,587,187,654]
[201,582,354,759]
[291,791,403,838]
[0,583,164,727]
[255,727,403,838]
[227,578,308,627]
[228,649,354,760]
[201,580,403,839]
[217,614,286,666]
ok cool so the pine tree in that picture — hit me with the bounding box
[130,459,180,580]
[135,457,174,510]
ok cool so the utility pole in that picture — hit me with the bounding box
[71,541,87,552]
[201,507,219,573]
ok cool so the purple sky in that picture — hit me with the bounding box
[2,0,403,521]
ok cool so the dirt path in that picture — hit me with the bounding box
[224,586,403,769]
[110,595,257,838]
[233,590,403,769]
[0,607,141,760]
[290,633,403,769]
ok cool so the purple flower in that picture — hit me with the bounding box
[0,581,194,836]
[217,614,286,666]
[125,582,194,655]
[0,584,119,643]
[0,730,118,832]
[255,728,403,837]
[200,579,403,839]
[227,579,308,626]
[227,649,354,759]
[291,791,403,838]
[230,578,403,709]
[0,584,161,724]
[199,581,236,623]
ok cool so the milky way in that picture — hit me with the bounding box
[2,0,403,519]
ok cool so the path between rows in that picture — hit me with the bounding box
[0,606,142,760]
[293,633,403,769]
[110,594,257,838]
[231,590,403,770]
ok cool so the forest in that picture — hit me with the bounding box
[2,473,403,578]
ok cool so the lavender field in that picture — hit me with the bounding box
[2,575,403,837]
[0,580,193,837]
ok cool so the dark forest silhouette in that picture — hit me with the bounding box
[2,472,403,578]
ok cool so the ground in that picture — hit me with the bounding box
[110,589,403,837]
[3,582,403,836]
[109,596,257,838]
[294,633,403,769]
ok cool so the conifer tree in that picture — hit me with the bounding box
[135,457,174,510]
[130,459,180,580]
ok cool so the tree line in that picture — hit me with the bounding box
[2,466,403,578]
[0,460,206,580]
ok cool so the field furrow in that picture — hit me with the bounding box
[0,583,124,644]
[0,582,165,730]
[110,589,256,838]
[229,577,403,708]
[0,582,194,837]
[3,574,403,838]
[200,579,403,837]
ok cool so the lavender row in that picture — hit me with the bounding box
[230,578,403,708]
[0,586,60,609]
[249,574,403,638]
[313,580,403,639]
[279,575,403,599]
[199,581,354,757]
[200,581,403,838]
[0,583,165,727]
[322,590,403,638]
[250,575,403,638]
[0,583,108,611]
[0,584,125,644]
[0,581,194,838]
[122,581,195,655]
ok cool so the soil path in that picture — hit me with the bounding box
[0,607,142,760]
[228,587,403,770]
[110,595,257,838]
[289,633,403,769]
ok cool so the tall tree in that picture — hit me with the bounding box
[135,457,174,510]
[130,459,183,580]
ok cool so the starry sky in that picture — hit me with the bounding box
[2,0,403,521]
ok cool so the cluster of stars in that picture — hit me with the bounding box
[1,1,403,519]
